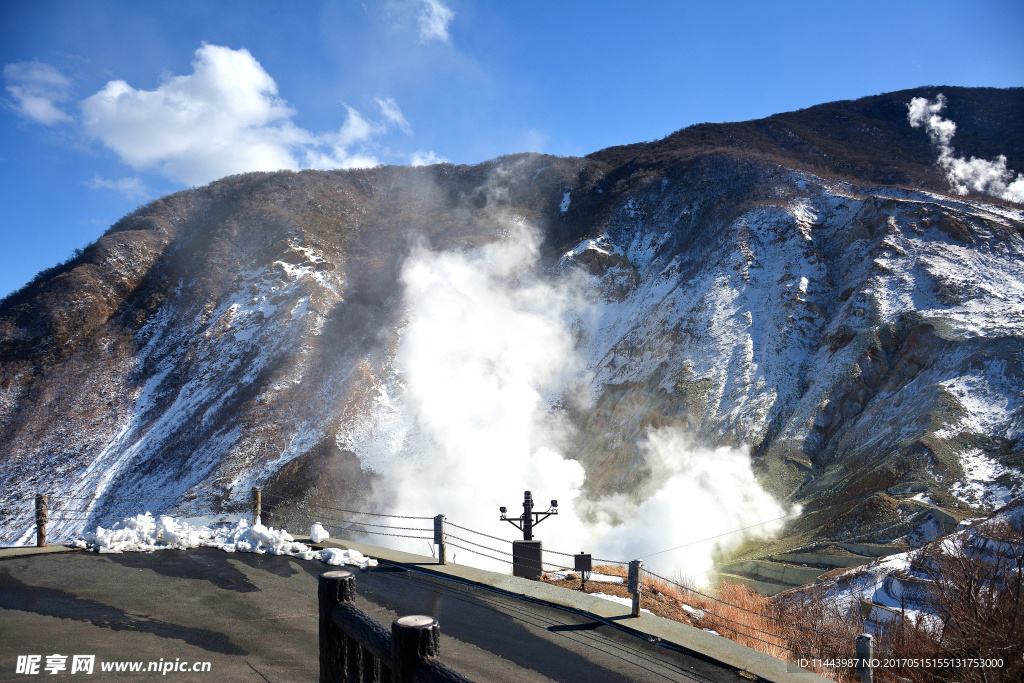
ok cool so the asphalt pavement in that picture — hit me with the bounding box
[0,547,749,682]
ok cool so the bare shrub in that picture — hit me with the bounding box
[878,518,1023,683]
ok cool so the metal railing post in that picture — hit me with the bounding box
[319,570,356,682]
[628,559,644,617]
[252,486,261,525]
[392,615,440,683]
[855,633,874,683]
[35,494,48,548]
[434,515,446,565]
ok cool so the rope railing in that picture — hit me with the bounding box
[58,496,184,501]
[11,491,258,546]
[317,519,433,542]
[643,568,851,643]
[443,533,584,574]
[313,504,434,521]
[445,542,513,567]
[444,520,517,544]
[438,529,847,659]
[316,515,433,533]
[437,526,855,660]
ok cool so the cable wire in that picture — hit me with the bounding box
[314,505,433,520]
[315,514,431,533]
[643,568,851,643]
[445,534,514,557]
[320,523,431,542]
[639,513,801,559]
[58,496,182,501]
[440,534,844,656]
[445,541,513,566]
[445,521,517,544]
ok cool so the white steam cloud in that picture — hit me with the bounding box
[343,220,789,583]
[908,94,1024,203]
[410,150,449,166]
[579,428,791,582]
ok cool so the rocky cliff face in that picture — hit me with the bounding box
[558,159,1023,554]
[1,87,1021,569]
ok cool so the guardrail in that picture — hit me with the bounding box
[319,570,473,683]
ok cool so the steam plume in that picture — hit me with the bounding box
[908,94,1024,203]
[343,219,788,582]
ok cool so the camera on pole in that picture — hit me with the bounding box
[500,491,557,578]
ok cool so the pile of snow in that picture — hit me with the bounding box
[71,514,376,569]
[589,592,653,615]
[310,522,330,543]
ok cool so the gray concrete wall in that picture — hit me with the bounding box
[771,552,871,569]
[718,560,825,586]
[716,573,793,597]
[836,542,902,557]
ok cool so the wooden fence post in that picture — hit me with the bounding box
[628,559,644,617]
[252,486,261,525]
[434,515,446,565]
[392,615,439,683]
[855,633,874,683]
[319,570,356,682]
[35,494,48,548]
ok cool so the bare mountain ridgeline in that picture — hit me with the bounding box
[1,87,1022,566]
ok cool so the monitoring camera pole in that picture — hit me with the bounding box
[500,491,558,578]
[499,490,557,541]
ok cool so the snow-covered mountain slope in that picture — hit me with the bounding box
[1,88,1021,569]
[783,499,1023,629]
[558,165,1023,548]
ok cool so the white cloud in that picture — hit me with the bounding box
[84,175,150,200]
[418,0,455,43]
[80,44,406,186]
[3,61,73,124]
[375,96,411,135]
[410,150,448,166]
[908,94,1024,203]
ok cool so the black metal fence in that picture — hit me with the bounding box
[319,570,473,683]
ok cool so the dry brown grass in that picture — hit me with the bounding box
[541,565,856,680]
[543,535,1023,683]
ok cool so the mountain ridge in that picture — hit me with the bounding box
[1,87,1021,579]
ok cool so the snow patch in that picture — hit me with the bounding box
[590,592,653,614]
[950,449,1019,509]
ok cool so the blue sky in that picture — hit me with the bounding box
[2,0,1022,299]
